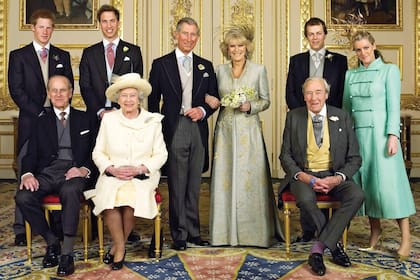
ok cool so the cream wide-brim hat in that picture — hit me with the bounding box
[105,73,152,103]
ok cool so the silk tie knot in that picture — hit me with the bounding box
[107,43,115,68]
[313,52,322,68]
[60,112,67,127]
[40,48,48,63]
[182,56,192,73]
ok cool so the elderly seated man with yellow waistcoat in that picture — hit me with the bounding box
[279,77,364,276]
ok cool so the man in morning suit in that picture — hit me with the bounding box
[148,17,219,251]
[8,9,74,247]
[285,17,348,242]
[79,4,143,126]
[280,77,364,276]
[15,75,95,276]
[79,4,143,241]
[286,17,347,110]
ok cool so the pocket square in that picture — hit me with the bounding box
[123,56,130,61]
[80,130,90,135]
[56,64,64,68]
[203,72,209,78]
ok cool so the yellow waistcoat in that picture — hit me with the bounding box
[306,116,332,171]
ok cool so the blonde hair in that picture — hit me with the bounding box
[352,30,385,62]
[220,25,255,60]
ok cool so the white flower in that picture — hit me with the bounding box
[325,54,334,61]
[221,86,256,108]
[198,64,205,70]
[329,116,339,121]
[123,46,129,52]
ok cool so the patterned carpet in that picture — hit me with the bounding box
[0,180,419,279]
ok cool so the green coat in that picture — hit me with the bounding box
[343,58,415,219]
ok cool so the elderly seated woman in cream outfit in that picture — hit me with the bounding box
[84,73,168,270]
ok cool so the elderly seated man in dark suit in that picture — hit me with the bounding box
[279,77,364,276]
[15,75,96,276]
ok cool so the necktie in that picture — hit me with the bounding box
[312,114,323,147]
[106,43,115,69]
[313,52,321,68]
[40,48,48,63]
[60,112,67,127]
[182,56,192,73]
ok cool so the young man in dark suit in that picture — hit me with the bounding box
[15,75,95,276]
[8,9,74,246]
[280,77,364,276]
[148,17,219,252]
[79,4,143,242]
[286,17,348,110]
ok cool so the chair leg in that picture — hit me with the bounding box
[154,204,161,261]
[25,221,32,264]
[97,214,104,263]
[283,205,291,258]
[342,226,348,250]
[83,204,89,262]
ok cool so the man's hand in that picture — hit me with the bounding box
[312,176,342,194]
[65,167,89,180]
[20,174,40,192]
[205,94,220,109]
[99,108,116,119]
[184,107,204,122]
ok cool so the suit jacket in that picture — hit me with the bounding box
[79,39,143,118]
[279,106,361,193]
[285,50,348,109]
[21,108,96,184]
[8,43,74,152]
[148,51,219,172]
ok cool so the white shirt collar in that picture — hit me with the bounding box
[309,48,326,57]
[175,48,192,60]
[53,106,71,120]
[103,38,120,48]
[308,104,327,118]
[33,41,51,52]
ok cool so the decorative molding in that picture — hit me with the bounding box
[300,0,311,50]
[401,96,420,110]
[417,0,420,97]
[231,0,254,27]
[112,0,124,35]
[170,0,192,47]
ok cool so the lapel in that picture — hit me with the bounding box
[45,111,59,153]
[93,43,109,84]
[323,50,333,78]
[162,51,182,101]
[302,51,310,79]
[113,40,125,73]
[326,106,339,155]
[69,108,79,152]
[297,109,308,159]
[26,44,45,85]
[192,54,206,98]
[48,45,61,76]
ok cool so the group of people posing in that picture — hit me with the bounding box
[8,3,415,277]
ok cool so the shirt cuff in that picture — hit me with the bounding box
[335,172,346,181]
[81,167,91,178]
[293,171,303,181]
[198,106,206,120]
[21,172,34,182]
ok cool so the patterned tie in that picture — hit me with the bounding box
[313,52,321,68]
[40,48,48,63]
[312,114,323,147]
[182,56,192,73]
[60,111,67,127]
[106,43,115,68]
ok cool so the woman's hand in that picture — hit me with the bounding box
[387,134,399,156]
[106,165,139,180]
[205,94,220,109]
[239,101,251,113]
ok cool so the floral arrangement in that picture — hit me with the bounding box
[221,86,256,108]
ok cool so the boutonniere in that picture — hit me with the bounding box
[123,56,130,61]
[52,54,60,61]
[329,116,339,122]
[198,64,205,70]
[123,46,129,52]
[325,54,334,61]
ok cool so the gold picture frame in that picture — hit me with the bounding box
[20,0,98,30]
[326,0,402,30]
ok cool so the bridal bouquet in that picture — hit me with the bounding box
[220,86,256,108]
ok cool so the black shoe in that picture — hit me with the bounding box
[127,231,141,243]
[42,242,61,268]
[173,240,187,251]
[187,236,210,247]
[111,251,126,270]
[308,253,326,276]
[103,249,114,264]
[331,242,351,267]
[57,255,75,276]
[296,231,315,242]
[14,233,26,246]
[148,230,163,258]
